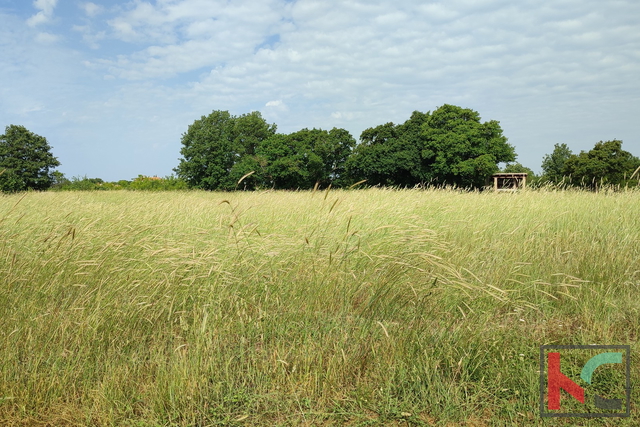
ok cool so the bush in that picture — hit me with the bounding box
[51,175,188,191]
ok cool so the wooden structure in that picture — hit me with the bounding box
[492,173,527,191]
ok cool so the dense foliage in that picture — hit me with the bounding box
[345,106,516,188]
[175,110,355,190]
[51,175,188,191]
[540,140,640,189]
[176,106,516,190]
[563,140,640,189]
[257,128,356,189]
[420,105,516,187]
[345,112,428,186]
[0,125,60,192]
[174,111,277,190]
[540,143,573,184]
[7,106,636,194]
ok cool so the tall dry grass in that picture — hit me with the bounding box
[0,188,638,425]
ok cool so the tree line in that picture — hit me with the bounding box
[538,141,640,189]
[174,105,517,190]
[1,105,639,193]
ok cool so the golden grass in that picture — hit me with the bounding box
[0,188,638,425]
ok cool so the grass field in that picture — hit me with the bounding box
[0,188,638,426]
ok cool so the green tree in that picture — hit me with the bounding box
[502,162,534,175]
[0,125,61,192]
[310,127,356,187]
[345,122,401,186]
[257,128,355,189]
[50,171,69,189]
[421,105,515,188]
[501,162,539,186]
[563,140,640,189]
[345,106,513,188]
[345,111,428,186]
[228,111,280,189]
[541,143,573,183]
[174,111,276,190]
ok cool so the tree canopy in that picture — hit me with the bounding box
[345,105,515,188]
[563,140,640,189]
[541,143,573,183]
[174,111,276,190]
[0,125,60,193]
[345,112,427,186]
[175,110,355,190]
[257,128,355,189]
[174,105,520,191]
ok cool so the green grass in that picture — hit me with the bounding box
[0,188,638,426]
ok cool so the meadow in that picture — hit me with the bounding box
[0,188,638,426]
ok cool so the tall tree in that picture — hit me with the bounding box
[345,122,401,186]
[502,162,535,176]
[563,140,640,189]
[174,111,276,190]
[311,127,356,187]
[0,125,61,193]
[257,128,355,189]
[346,107,513,188]
[541,143,573,183]
[345,111,428,186]
[421,104,515,188]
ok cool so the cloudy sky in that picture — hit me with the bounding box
[1,0,639,181]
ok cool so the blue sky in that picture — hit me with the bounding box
[1,0,639,182]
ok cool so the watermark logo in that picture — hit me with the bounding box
[539,345,630,417]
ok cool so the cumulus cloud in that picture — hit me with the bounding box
[101,0,285,79]
[263,99,288,123]
[26,0,57,27]
[81,2,104,18]
[97,1,636,127]
[73,24,106,49]
[34,31,60,44]
[3,0,639,180]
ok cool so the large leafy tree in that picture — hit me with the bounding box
[421,104,515,187]
[345,111,428,186]
[502,162,534,175]
[346,106,514,188]
[256,133,313,189]
[563,140,640,189]
[0,125,60,192]
[174,111,276,190]
[541,143,573,183]
[345,122,400,186]
[501,162,538,186]
[257,128,355,189]
[310,127,356,187]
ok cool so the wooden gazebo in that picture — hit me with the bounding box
[492,173,527,191]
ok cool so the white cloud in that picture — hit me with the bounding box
[2,0,639,180]
[73,25,105,49]
[20,105,44,114]
[265,100,283,107]
[418,3,459,22]
[263,99,288,123]
[35,31,60,44]
[331,111,355,120]
[101,0,285,79]
[81,2,104,18]
[26,0,58,27]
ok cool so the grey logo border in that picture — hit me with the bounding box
[539,345,631,418]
